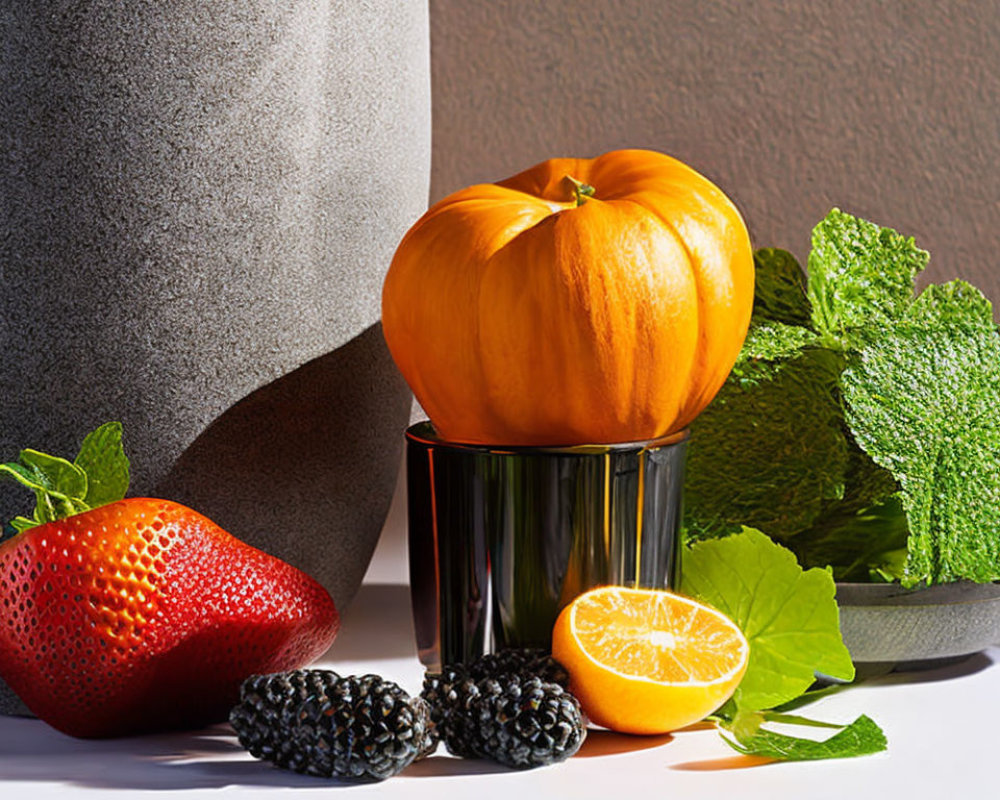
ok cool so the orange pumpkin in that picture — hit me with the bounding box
[382,148,754,446]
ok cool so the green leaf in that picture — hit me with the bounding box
[687,212,1000,592]
[8,516,40,536]
[906,279,997,331]
[19,449,88,500]
[790,495,910,582]
[685,348,848,541]
[74,421,130,507]
[722,714,887,761]
[0,422,130,533]
[0,462,45,493]
[752,248,812,327]
[730,321,820,386]
[807,208,928,348]
[0,451,89,526]
[681,528,855,713]
[842,315,1000,586]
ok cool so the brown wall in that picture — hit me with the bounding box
[429,0,999,298]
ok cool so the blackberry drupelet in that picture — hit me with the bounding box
[230,671,435,781]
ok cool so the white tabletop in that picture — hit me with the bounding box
[1,489,997,799]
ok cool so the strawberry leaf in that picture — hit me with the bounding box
[1,452,88,524]
[0,422,129,532]
[74,422,130,508]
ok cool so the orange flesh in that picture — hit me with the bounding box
[570,588,747,684]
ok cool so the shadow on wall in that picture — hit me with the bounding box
[157,322,412,611]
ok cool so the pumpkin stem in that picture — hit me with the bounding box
[565,175,596,207]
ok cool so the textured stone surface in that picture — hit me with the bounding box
[1,0,429,495]
[1,1,429,715]
[158,322,411,611]
[0,691,29,718]
[429,0,1000,301]
[837,581,1000,664]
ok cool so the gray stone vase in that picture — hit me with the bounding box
[0,0,430,716]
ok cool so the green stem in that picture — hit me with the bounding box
[564,175,596,206]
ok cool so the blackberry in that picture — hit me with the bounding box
[419,665,468,754]
[230,669,340,769]
[421,648,569,721]
[421,649,583,767]
[421,670,487,759]
[230,671,434,781]
[466,648,570,688]
[468,675,585,768]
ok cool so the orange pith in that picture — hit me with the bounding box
[552,586,749,735]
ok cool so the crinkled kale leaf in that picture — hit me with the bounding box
[685,347,848,542]
[685,208,1000,586]
[732,321,820,385]
[752,248,812,327]
[841,281,1000,586]
[807,208,928,348]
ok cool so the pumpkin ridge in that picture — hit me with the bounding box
[622,195,704,423]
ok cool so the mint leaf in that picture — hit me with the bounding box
[842,307,1000,586]
[687,213,1000,591]
[681,528,855,713]
[722,714,887,761]
[711,672,886,762]
[906,279,997,331]
[685,348,848,541]
[807,208,928,348]
[730,321,820,386]
[752,248,812,327]
[74,421,130,508]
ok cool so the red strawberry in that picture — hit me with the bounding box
[0,425,339,738]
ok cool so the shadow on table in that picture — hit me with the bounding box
[0,718,512,789]
[399,755,513,778]
[672,754,776,771]
[574,729,673,758]
[0,719,368,790]
[857,650,995,685]
[0,584,425,790]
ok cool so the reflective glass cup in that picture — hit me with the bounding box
[405,421,689,670]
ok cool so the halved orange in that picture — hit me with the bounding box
[551,586,749,734]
